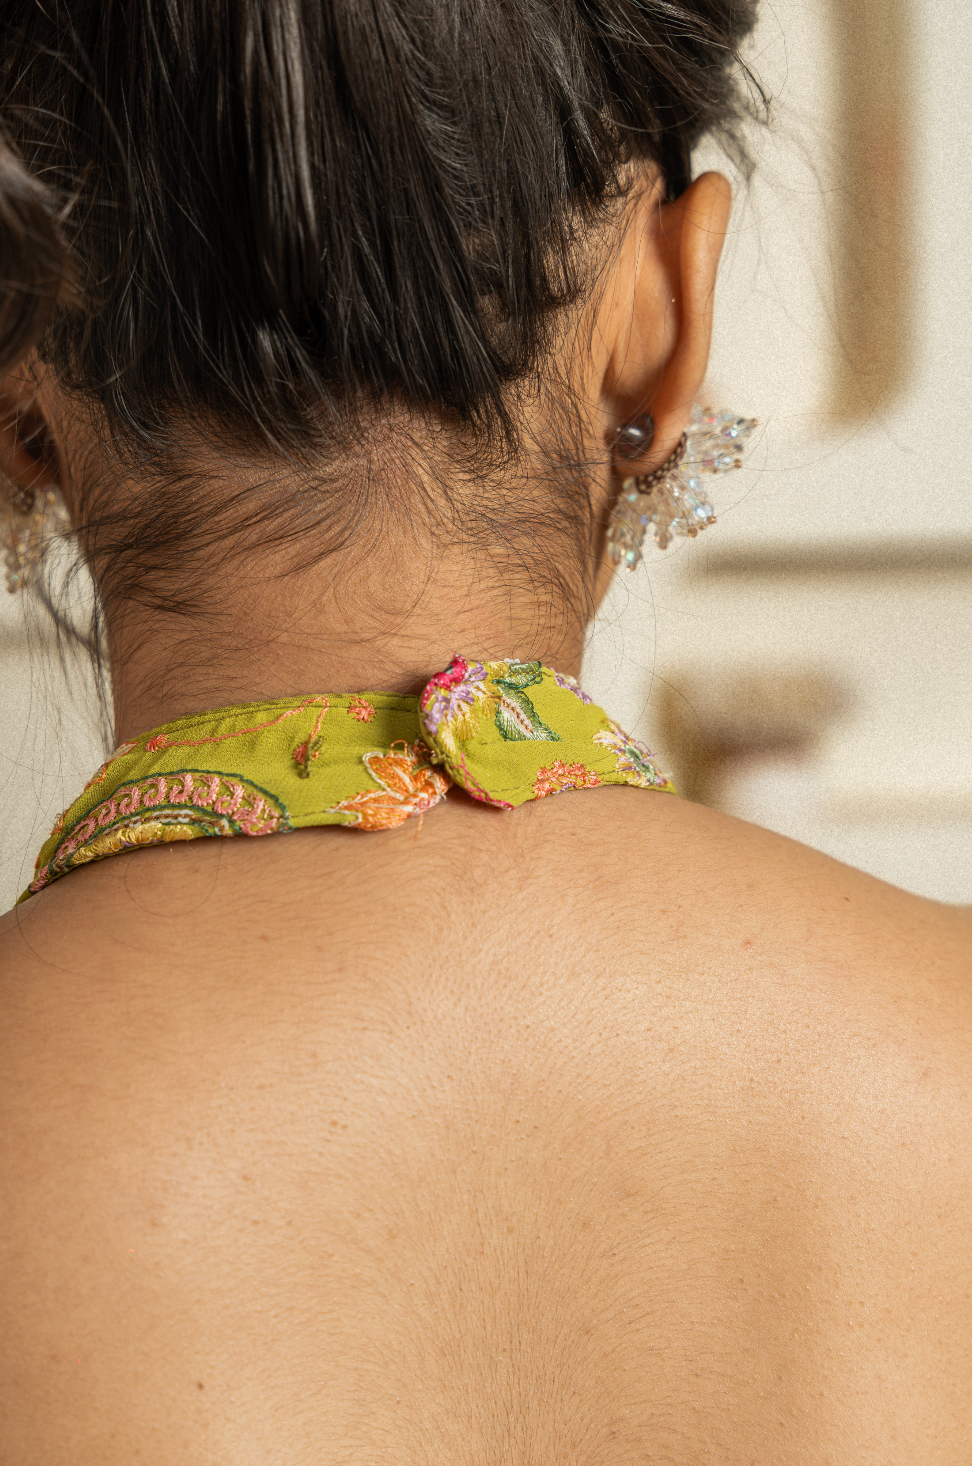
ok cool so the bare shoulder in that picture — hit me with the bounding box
[2,781,969,1010]
[3,783,968,1118]
[512,783,972,1011]
[556,780,972,1112]
[583,783,972,981]
[570,787,972,1097]
[2,790,972,1461]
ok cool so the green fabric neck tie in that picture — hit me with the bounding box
[21,656,677,902]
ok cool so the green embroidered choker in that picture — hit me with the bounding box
[21,656,677,903]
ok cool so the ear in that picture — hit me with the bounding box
[601,171,732,469]
[0,361,66,506]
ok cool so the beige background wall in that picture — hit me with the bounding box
[581,0,972,903]
[2,0,971,910]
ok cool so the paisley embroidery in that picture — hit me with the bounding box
[327,742,450,830]
[29,770,289,894]
[21,661,676,903]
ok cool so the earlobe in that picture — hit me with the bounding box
[596,171,741,584]
[0,364,73,594]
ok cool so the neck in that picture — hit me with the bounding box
[66,395,614,744]
[107,544,592,742]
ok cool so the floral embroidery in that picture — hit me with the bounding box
[491,662,560,742]
[327,742,450,830]
[29,770,289,893]
[532,761,601,799]
[292,698,330,777]
[421,656,562,751]
[592,721,670,788]
[21,663,678,903]
[553,671,593,706]
[420,656,493,755]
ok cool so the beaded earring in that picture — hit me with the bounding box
[607,404,757,570]
[1,471,71,593]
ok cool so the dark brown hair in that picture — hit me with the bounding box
[2,0,760,450]
[0,0,762,634]
[0,135,71,381]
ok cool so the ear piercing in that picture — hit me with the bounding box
[614,413,655,461]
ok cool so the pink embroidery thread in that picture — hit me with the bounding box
[214,782,244,817]
[141,776,168,808]
[28,771,287,893]
[192,774,221,808]
[167,774,194,804]
[237,797,275,835]
[143,697,326,753]
[117,785,142,816]
[532,760,601,799]
[23,667,677,902]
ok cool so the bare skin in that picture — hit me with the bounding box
[2,792,971,1463]
[1,171,971,1461]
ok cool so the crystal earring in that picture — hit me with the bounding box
[607,404,757,570]
[1,470,71,593]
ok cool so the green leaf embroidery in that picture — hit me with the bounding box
[490,663,560,742]
[493,689,561,742]
[493,661,544,691]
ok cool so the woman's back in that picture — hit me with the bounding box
[4,787,970,1462]
[3,0,972,1453]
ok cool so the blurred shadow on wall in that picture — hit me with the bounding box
[657,669,848,821]
[657,0,917,813]
[827,0,913,421]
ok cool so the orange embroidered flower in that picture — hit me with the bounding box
[146,734,169,752]
[348,697,376,723]
[330,742,450,829]
[532,760,601,799]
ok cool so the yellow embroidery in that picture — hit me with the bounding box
[20,661,676,902]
